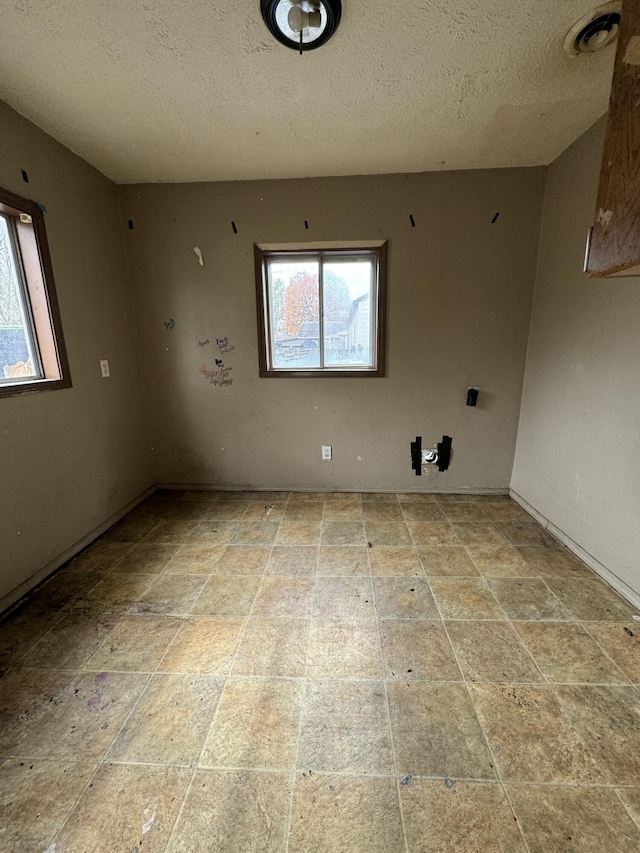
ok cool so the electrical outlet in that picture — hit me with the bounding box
[100,359,110,378]
[321,445,332,461]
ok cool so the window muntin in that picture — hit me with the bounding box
[0,186,71,397]
[256,243,386,377]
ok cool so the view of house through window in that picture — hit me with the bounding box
[256,243,386,376]
[0,213,40,381]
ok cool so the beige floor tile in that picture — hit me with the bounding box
[26,571,106,612]
[201,677,303,770]
[159,616,245,674]
[21,609,121,669]
[450,522,507,547]
[496,521,558,547]
[113,543,180,573]
[0,759,97,853]
[276,522,322,546]
[401,779,526,853]
[516,545,593,578]
[165,769,291,853]
[362,503,405,522]
[0,607,62,666]
[215,545,271,575]
[555,685,640,784]
[318,546,369,575]
[103,514,159,543]
[361,492,399,502]
[417,545,479,577]
[320,521,367,546]
[322,503,364,520]
[86,572,155,606]
[282,502,324,521]
[253,577,315,617]
[166,500,210,521]
[107,674,223,765]
[465,543,535,578]
[407,521,459,546]
[388,681,494,778]
[430,578,504,620]
[266,546,318,576]
[0,668,147,759]
[288,774,404,853]
[134,574,208,615]
[55,763,191,852]
[583,622,640,682]
[307,618,382,679]
[434,493,480,503]
[187,520,238,546]
[192,576,260,616]
[368,546,422,576]
[447,620,542,683]
[488,578,572,620]
[365,521,412,547]
[441,503,490,522]
[379,619,460,681]
[204,501,250,520]
[66,541,132,573]
[468,684,603,783]
[243,501,285,521]
[85,615,181,672]
[297,680,393,775]
[324,492,361,504]
[545,577,633,621]
[233,617,309,677]
[143,518,199,544]
[179,489,220,501]
[222,490,284,502]
[231,521,279,546]
[515,621,628,683]
[289,492,329,502]
[399,503,446,522]
[508,784,640,853]
[479,501,532,522]
[164,544,226,573]
[312,577,374,619]
[373,577,439,619]
[616,787,640,830]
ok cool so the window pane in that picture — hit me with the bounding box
[0,215,38,381]
[323,260,374,367]
[268,259,321,369]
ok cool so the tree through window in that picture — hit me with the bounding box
[255,243,387,377]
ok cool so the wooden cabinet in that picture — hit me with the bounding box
[585,0,640,277]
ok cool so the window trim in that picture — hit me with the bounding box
[0,185,71,398]
[254,240,387,378]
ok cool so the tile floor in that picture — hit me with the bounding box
[1,489,640,852]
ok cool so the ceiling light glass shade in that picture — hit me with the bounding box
[261,0,342,51]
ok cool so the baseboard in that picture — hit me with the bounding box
[158,483,511,496]
[509,489,640,612]
[0,485,157,618]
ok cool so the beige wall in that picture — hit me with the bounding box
[0,101,154,607]
[512,118,640,604]
[120,167,545,493]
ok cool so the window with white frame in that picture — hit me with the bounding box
[254,242,387,377]
[0,186,70,397]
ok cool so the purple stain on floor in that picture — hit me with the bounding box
[94,672,108,686]
[87,693,102,708]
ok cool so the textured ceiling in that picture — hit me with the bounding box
[0,0,615,183]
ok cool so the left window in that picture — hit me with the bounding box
[0,186,70,397]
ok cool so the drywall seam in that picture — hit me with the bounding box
[510,488,640,611]
[115,190,157,483]
[158,482,510,496]
[0,485,156,617]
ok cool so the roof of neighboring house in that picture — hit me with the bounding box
[347,293,370,326]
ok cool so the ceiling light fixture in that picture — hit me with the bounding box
[261,0,342,53]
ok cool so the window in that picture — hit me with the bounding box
[255,241,387,377]
[0,186,70,397]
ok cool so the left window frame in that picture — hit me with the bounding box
[0,185,71,397]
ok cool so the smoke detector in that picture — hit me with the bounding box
[564,2,621,56]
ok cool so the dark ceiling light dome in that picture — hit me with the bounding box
[261,0,342,52]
